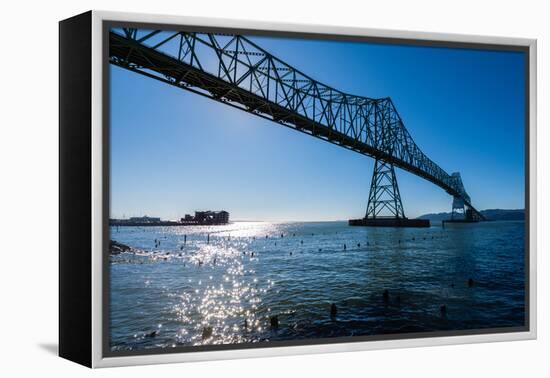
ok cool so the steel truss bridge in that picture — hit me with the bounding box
[109,28,485,222]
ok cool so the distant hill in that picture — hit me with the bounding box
[417,209,525,222]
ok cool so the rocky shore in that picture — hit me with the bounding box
[110,240,132,255]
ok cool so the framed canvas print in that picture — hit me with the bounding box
[59,10,537,368]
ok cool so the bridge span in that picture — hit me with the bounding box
[109,28,485,223]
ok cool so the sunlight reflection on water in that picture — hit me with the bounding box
[109,221,525,351]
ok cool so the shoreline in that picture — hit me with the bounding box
[110,221,229,227]
[109,219,526,228]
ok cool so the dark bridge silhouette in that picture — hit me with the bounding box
[109,28,485,224]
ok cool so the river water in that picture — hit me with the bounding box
[109,220,525,352]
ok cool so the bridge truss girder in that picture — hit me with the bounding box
[108,28,485,220]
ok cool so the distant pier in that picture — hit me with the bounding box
[110,210,230,227]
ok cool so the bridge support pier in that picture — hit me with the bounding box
[451,196,466,220]
[442,196,480,225]
[349,159,430,228]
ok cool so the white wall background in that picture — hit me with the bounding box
[0,0,547,376]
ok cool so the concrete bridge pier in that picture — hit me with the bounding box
[442,196,480,225]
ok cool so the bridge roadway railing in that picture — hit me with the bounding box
[109,28,484,219]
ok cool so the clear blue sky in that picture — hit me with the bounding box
[110,33,525,221]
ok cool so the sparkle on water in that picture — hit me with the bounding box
[109,221,525,351]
